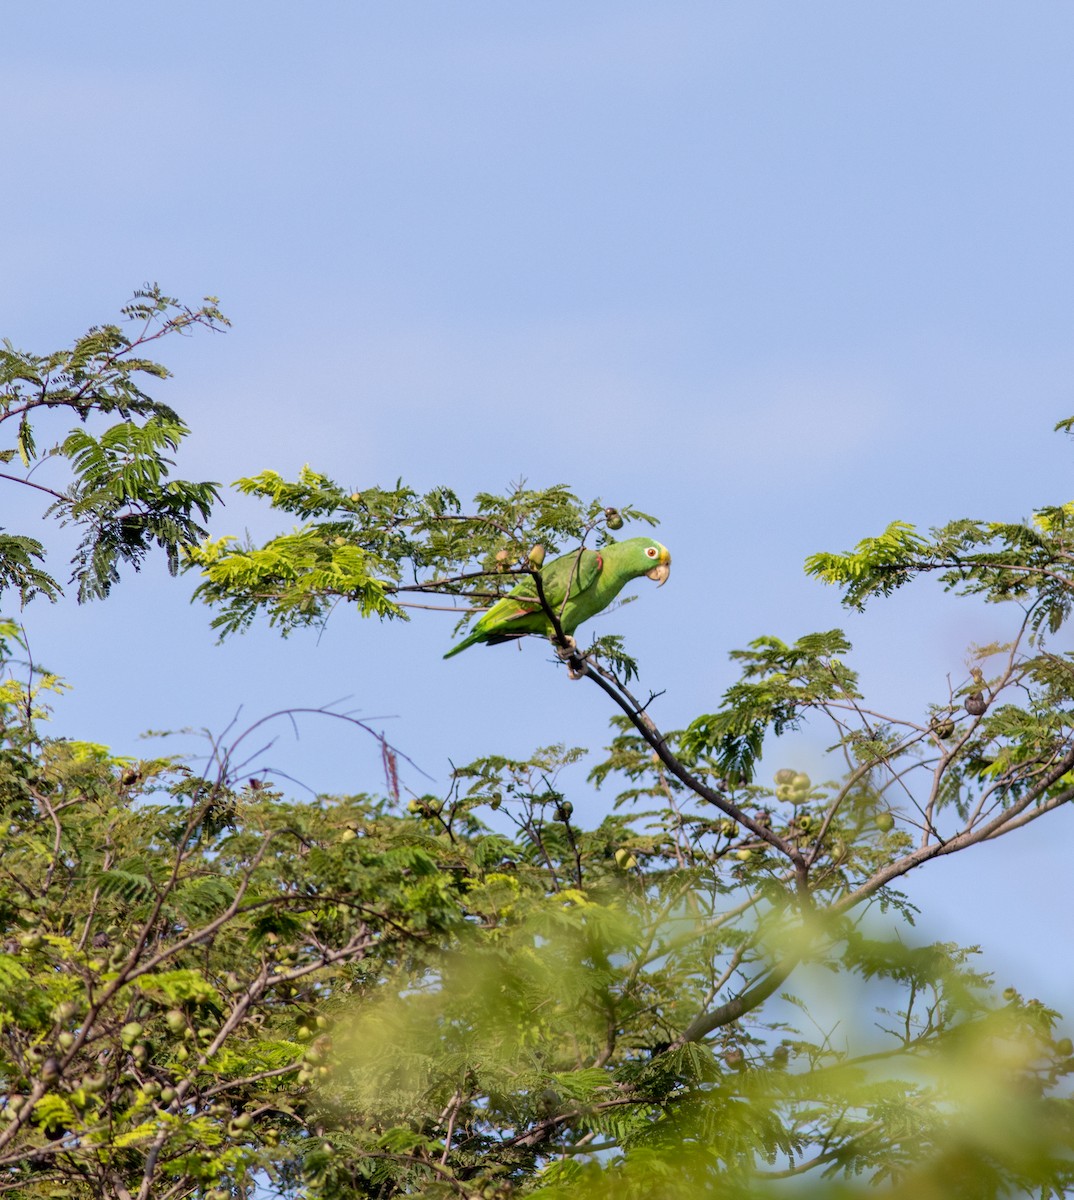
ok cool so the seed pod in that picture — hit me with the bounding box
[604,507,624,531]
[965,692,988,717]
[930,717,956,739]
[774,769,797,786]
[528,544,545,567]
[614,848,637,870]
[875,812,895,833]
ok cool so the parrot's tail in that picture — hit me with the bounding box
[443,630,483,659]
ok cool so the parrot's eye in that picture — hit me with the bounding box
[645,547,658,559]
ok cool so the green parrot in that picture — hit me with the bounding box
[443,536,671,659]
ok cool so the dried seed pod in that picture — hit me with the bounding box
[965,692,988,717]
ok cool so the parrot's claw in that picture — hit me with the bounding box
[553,636,585,679]
[553,636,577,661]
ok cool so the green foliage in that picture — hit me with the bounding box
[681,630,859,783]
[0,286,225,603]
[806,505,1074,634]
[189,469,657,641]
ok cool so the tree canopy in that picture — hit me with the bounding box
[0,296,1071,1199]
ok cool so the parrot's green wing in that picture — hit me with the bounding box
[442,548,602,658]
[530,548,602,613]
[480,548,601,631]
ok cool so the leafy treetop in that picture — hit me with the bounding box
[0,286,226,603]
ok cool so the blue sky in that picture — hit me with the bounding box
[4,3,1074,1003]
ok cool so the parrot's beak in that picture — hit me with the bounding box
[646,546,671,587]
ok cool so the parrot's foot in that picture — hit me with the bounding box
[553,636,577,661]
[553,636,585,679]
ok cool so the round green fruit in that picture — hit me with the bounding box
[874,812,895,833]
[614,848,637,870]
[774,769,797,786]
[735,849,753,862]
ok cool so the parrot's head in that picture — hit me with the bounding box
[644,540,672,587]
[610,537,671,586]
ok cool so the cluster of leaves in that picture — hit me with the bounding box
[0,287,225,603]
[0,621,471,1198]
[804,486,1074,635]
[188,470,656,640]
